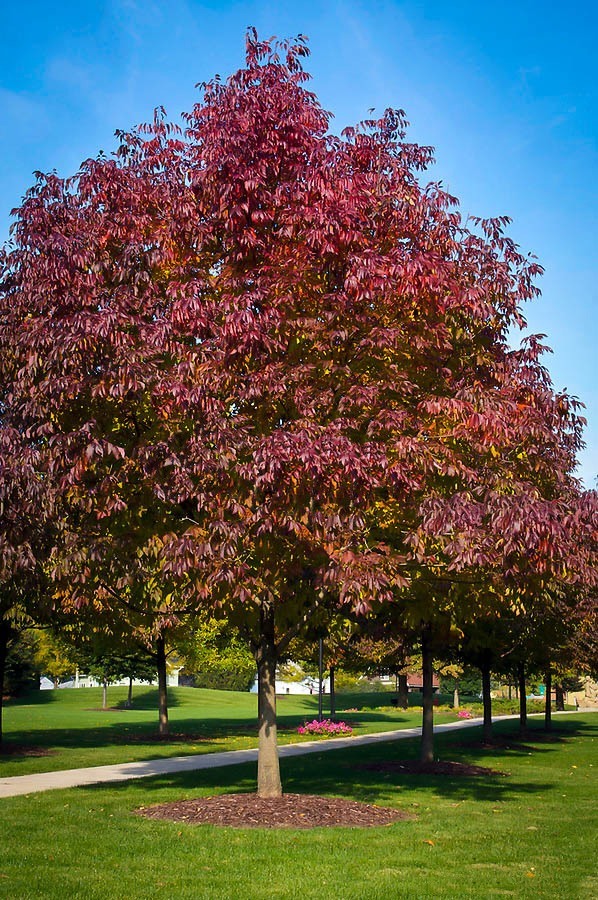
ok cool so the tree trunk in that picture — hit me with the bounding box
[453,686,460,709]
[329,665,336,719]
[420,623,434,763]
[0,624,8,749]
[508,682,512,701]
[126,676,133,708]
[102,678,108,710]
[156,634,169,737]
[544,670,552,732]
[481,661,493,744]
[518,663,527,735]
[317,638,323,722]
[398,673,409,709]
[555,683,565,711]
[256,602,282,798]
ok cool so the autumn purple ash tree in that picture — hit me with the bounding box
[1,31,595,794]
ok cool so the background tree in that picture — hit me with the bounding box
[176,616,255,692]
[0,427,54,747]
[32,629,78,688]
[3,630,40,696]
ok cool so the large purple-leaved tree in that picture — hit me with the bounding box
[2,32,595,795]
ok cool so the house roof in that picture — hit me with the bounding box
[406,672,440,689]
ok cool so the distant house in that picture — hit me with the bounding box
[39,668,181,690]
[249,676,331,696]
[379,671,440,692]
[405,672,440,693]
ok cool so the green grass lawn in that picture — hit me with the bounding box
[0,713,596,899]
[1,687,461,776]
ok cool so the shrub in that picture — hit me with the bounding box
[297,719,353,736]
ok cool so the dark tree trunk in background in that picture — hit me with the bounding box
[156,635,169,736]
[398,673,409,709]
[256,602,282,798]
[126,676,133,707]
[317,638,323,722]
[518,663,527,735]
[420,623,434,763]
[0,624,9,748]
[544,670,552,731]
[102,678,108,710]
[329,665,336,718]
[481,660,493,744]
[555,683,565,711]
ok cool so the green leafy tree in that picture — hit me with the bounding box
[32,629,78,688]
[3,630,40,695]
[177,617,255,692]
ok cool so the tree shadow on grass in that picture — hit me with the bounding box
[79,726,557,811]
[279,750,553,806]
[80,749,553,812]
[0,719,239,762]
[3,688,58,706]
[2,706,416,759]
[456,717,598,754]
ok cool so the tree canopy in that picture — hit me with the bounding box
[1,30,596,793]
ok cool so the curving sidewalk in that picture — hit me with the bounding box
[0,715,536,799]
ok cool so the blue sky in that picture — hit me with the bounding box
[1,0,596,484]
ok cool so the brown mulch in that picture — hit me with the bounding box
[0,744,54,758]
[136,793,411,829]
[359,760,508,777]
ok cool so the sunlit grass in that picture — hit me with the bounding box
[1,713,596,899]
[1,686,458,776]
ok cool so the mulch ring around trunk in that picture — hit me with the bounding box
[0,744,54,758]
[358,760,508,777]
[135,793,411,829]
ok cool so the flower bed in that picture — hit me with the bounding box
[297,719,353,736]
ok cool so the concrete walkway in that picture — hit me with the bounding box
[0,715,528,799]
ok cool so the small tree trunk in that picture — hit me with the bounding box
[420,623,434,763]
[481,661,493,744]
[0,625,8,749]
[317,638,323,722]
[518,663,527,735]
[126,676,133,708]
[544,670,552,732]
[508,682,512,700]
[102,678,108,710]
[555,683,565,711]
[256,602,282,798]
[329,665,336,719]
[156,635,169,737]
[453,686,460,709]
[398,673,409,709]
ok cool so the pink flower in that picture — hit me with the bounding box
[297,719,353,736]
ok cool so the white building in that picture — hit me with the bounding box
[249,675,331,696]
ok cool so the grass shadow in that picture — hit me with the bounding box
[3,688,58,706]
[80,720,566,811]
